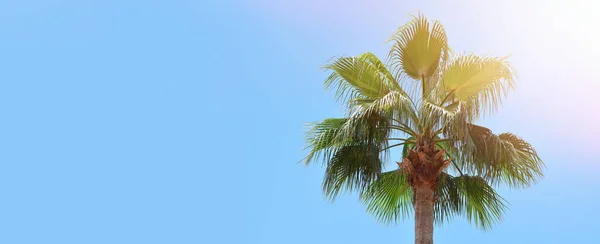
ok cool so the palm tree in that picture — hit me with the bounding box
[303,14,544,244]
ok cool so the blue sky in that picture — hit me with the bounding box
[0,0,598,243]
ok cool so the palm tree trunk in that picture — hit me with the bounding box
[414,184,435,244]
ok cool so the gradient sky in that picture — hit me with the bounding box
[0,0,598,243]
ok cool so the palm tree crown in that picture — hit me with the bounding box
[303,14,544,241]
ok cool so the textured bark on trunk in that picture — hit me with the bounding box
[397,138,448,244]
[414,184,435,244]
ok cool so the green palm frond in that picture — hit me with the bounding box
[360,170,413,224]
[359,52,404,92]
[439,54,515,116]
[324,52,404,103]
[435,173,461,224]
[323,142,383,200]
[324,52,417,127]
[420,100,465,134]
[388,14,449,94]
[437,174,507,230]
[462,124,544,188]
[304,118,350,165]
[340,107,393,144]
[350,90,417,128]
[305,113,392,200]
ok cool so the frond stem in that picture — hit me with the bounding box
[388,138,410,141]
[389,118,415,133]
[388,125,416,137]
[380,142,406,152]
[439,89,456,106]
[452,160,464,176]
[432,126,446,136]
[421,75,426,98]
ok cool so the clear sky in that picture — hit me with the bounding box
[0,0,598,243]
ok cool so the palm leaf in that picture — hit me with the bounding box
[360,170,413,224]
[325,53,404,103]
[323,142,383,200]
[419,99,473,139]
[439,54,515,116]
[461,124,544,188]
[305,113,392,201]
[389,14,449,93]
[437,174,507,230]
[304,118,349,165]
